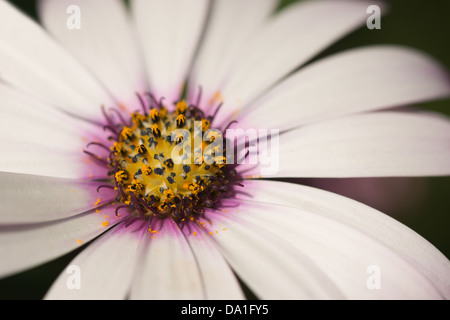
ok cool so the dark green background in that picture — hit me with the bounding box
[1,0,449,299]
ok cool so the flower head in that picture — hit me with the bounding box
[1,0,450,300]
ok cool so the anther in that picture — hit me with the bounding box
[202,119,211,131]
[142,165,153,176]
[121,127,134,140]
[137,144,147,155]
[175,135,184,144]
[115,170,128,183]
[176,100,188,115]
[96,185,116,193]
[164,158,174,169]
[150,109,160,123]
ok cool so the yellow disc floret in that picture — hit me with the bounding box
[108,100,235,222]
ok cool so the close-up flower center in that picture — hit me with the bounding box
[3,0,450,302]
[93,97,240,225]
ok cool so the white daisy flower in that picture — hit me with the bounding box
[1,0,450,300]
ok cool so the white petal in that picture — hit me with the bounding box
[0,172,116,224]
[0,205,127,278]
[0,142,109,179]
[0,84,112,179]
[254,111,450,178]
[0,0,113,120]
[188,0,278,112]
[129,219,204,299]
[200,210,343,299]
[211,0,383,119]
[238,179,450,298]
[38,0,147,110]
[45,223,145,300]
[226,197,443,299]
[0,84,96,151]
[132,0,209,106]
[238,46,450,130]
[297,177,429,216]
[183,226,245,300]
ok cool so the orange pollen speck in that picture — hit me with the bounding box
[208,91,224,106]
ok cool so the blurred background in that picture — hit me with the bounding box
[1,0,449,299]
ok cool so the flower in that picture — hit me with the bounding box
[1,0,450,300]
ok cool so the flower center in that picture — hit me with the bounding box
[101,98,239,224]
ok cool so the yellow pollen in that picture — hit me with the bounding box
[163,189,175,198]
[111,141,123,154]
[208,91,224,106]
[159,107,168,119]
[115,171,128,183]
[142,165,153,176]
[176,114,186,128]
[132,113,146,126]
[121,127,133,140]
[150,109,160,122]
[151,124,161,137]
[176,100,188,114]
[175,135,184,144]
[147,227,159,234]
[201,119,211,131]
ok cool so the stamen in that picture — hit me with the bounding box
[150,109,160,122]
[91,95,243,226]
[176,114,186,128]
[83,150,108,166]
[97,185,116,193]
[196,86,203,107]
[115,205,129,217]
[146,93,160,109]
[176,100,188,115]
[109,107,131,126]
[86,142,111,152]
[103,125,119,136]
[223,120,238,133]
[209,102,223,125]
[101,105,118,134]
[151,124,161,138]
